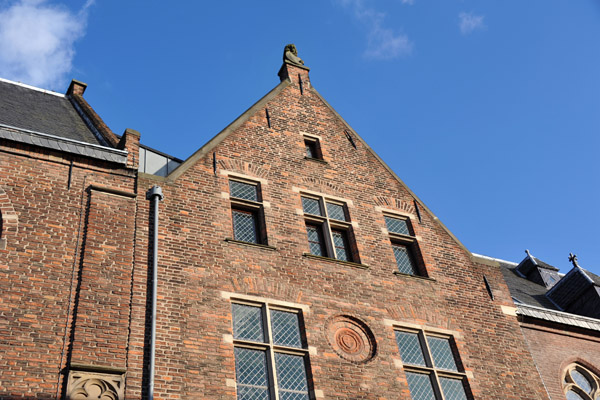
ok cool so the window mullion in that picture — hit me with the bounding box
[323,220,336,258]
[265,306,279,400]
[421,333,445,400]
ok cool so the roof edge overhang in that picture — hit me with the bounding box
[517,303,600,333]
[0,123,128,165]
[164,79,291,181]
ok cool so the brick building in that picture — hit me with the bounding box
[482,251,600,400]
[0,47,597,399]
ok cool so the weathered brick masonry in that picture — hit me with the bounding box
[5,53,596,399]
[131,61,550,399]
[0,79,139,399]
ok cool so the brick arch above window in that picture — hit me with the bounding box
[218,159,272,180]
[0,185,18,250]
[373,196,416,215]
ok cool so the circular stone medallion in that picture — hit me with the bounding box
[326,315,376,363]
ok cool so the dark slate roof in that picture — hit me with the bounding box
[533,257,559,271]
[0,79,103,145]
[587,270,600,286]
[546,267,596,309]
[499,260,560,310]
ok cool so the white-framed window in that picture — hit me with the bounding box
[302,195,358,263]
[229,179,267,244]
[384,214,424,276]
[395,327,470,400]
[563,363,600,400]
[232,301,311,400]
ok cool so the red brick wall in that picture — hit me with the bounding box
[520,320,600,400]
[0,140,136,399]
[130,65,551,399]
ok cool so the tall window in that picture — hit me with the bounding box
[302,195,358,263]
[229,179,267,244]
[563,364,600,400]
[385,215,423,276]
[395,328,470,400]
[232,302,311,400]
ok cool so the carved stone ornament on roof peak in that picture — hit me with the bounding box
[283,44,304,66]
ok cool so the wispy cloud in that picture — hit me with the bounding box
[337,0,413,60]
[0,0,93,89]
[458,12,485,35]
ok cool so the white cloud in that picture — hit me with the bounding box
[0,0,93,89]
[458,12,485,35]
[337,0,413,60]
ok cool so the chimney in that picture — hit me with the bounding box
[118,128,141,170]
[278,44,310,90]
[66,79,88,96]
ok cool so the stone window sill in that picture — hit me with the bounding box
[304,156,328,164]
[225,238,277,251]
[393,270,436,281]
[303,253,368,269]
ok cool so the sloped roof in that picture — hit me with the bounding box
[499,260,560,310]
[0,78,103,145]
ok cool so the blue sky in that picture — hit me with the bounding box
[1,0,598,276]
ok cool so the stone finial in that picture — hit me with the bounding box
[569,253,580,268]
[283,44,304,66]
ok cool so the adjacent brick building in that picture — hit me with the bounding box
[1,47,597,399]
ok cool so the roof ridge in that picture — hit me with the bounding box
[0,77,65,98]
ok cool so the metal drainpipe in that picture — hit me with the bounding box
[146,186,164,400]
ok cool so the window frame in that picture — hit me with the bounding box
[229,178,267,245]
[563,363,600,400]
[302,194,358,263]
[231,299,312,400]
[384,213,425,276]
[303,135,323,161]
[394,327,471,400]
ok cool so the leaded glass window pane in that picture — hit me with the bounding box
[301,197,322,216]
[405,372,436,400]
[385,216,411,235]
[395,331,426,366]
[566,391,585,400]
[233,210,257,243]
[306,225,324,256]
[571,370,593,394]
[233,304,265,342]
[230,180,258,202]
[326,202,346,221]
[427,336,458,371]
[393,244,417,275]
[274,353,309,400]
[235,348,270,400]
[271,310,302,348]
[440,377,468,400]
[332,230,350,261]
